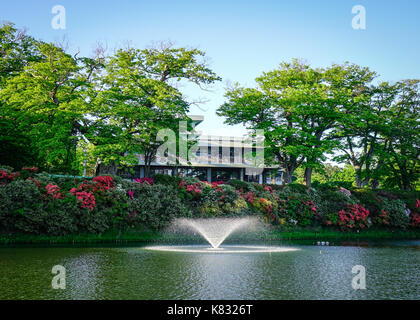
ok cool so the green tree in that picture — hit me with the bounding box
[379,80,420,190]
[0,22,42,169]
[92,44,220,176]
[1,41,103,173]
[218,59,340,186]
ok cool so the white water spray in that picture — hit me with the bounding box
[174,217,259,248]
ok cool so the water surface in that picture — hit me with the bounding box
[0,241,419,299]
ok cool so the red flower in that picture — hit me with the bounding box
[70,188,96,211]
[134,177,153,185]
[45,183,63,199]
[264,185,273,194]
[0,169,16,184]
[338,204,369,231]
[411,213,420,228]
[92,176,114,191]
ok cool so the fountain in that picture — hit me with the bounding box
[175,217,255,249]
[144,217,299,253]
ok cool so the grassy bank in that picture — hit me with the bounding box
[1,227,419,245]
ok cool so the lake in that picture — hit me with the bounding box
[0,241,419,299]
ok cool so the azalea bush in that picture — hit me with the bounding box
[0,168,419,236]
[124,182,191,229]
[0,168,18,185]
[337,204,370,231]
[0,170,121,235]
[413,199,420,226]
[380,198,411,229]
[134,177,153,185]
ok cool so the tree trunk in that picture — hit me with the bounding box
[95,162,118,176]
[354,163,362,188]
[360,176,370,188]
[371,179,380,189]
[304,167,312,188]
[282,167,294,185]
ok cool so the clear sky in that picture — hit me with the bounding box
[2,0,420,136]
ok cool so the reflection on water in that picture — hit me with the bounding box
[0,241,419,300]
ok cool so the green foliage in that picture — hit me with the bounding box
[315,189,357,217]
[0,180,45,234]
[127,182,191,229]
[182,176,201,185]
[351,189,382,217]
[93,44,221,176]
[153,174,181,187]
[380,198,411,229]
[228,179,253,192]
[218,59,419,189]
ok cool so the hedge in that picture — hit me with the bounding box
[0,167,419,237]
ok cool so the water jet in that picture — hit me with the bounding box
[145,217,299,254]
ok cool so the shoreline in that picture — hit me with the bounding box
[1,228,419,246]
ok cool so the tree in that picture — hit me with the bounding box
[1,41,103,173]
[218,59,340,186]
[379,80,420,190]
[93,44,221,176]
[328,63,384,187]
[0,22,42,169]
[332,76,419,190]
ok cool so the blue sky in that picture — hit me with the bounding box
[2,0,420,136]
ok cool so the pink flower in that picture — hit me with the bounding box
[134,177,153,185]
[338,187,351,197]
[92,176,114,191]
[45,183,63,199]
[264,185,273,193]
[70,189,95,211]
[127,190,134,198]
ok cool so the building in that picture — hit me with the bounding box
[123,115,283,184]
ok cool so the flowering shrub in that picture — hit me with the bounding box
[338,204,370,231]
[242,191,256,204]
[298,200,317,227]
[26,177,42,188]
[254,198,275,222]
[210,181,225,187]
[21,166,38,172]
[134,177,153,185]
[219,197,249,215]
[45,183,63,199]
[127,183,191,229]
[411,213,420,228]
[323,212,339,226]
[316,189,357,218]
[19,167,38,180]
[338,187,351,197]
[373,209,390,226]
[0,168,419,235]
[69,188,96,211]
[215,184,238,204]
[92,175,114,191]
[379,198,411,229]
[304,200,317,213]
[0,169,17,185]
[264,185,274,194]
[179,180,202,196]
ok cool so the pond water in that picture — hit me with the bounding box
[0,241,419,300]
